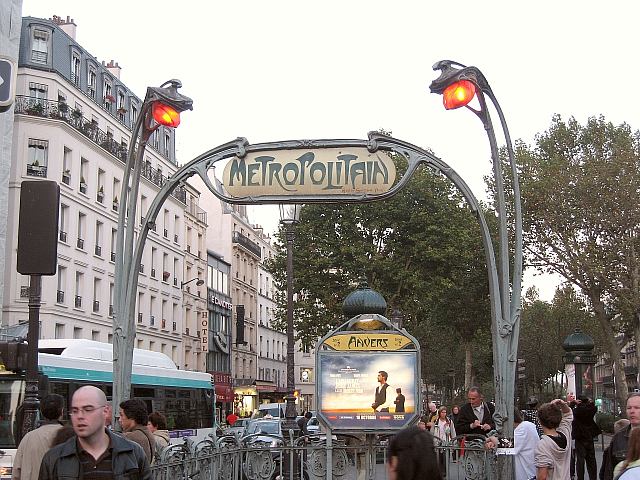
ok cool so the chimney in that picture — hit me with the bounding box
[50,15,76,40]
[105,60,122,80]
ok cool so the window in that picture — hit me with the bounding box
[87,67,97,99]
[31,29,49,63]
[131,104,138,124]
[29,82,49,100]
[72,54,81,86]
[92,330,100,341]
[117,91,126,122]
[103,79,113,109]
[59,204,69,242]
[54,323,65,339]
[27,139,48,177]
[164,132,170,156]
[73,327,82,339]
[57,266,66,304]
[77,212,85,249]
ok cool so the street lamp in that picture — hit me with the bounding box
[181,278,205,289]
[430,60,523,480]
[113,80,192,427]
[278,203,301,436]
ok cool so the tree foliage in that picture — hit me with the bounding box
[509,114,640,405]
[518,285,604,401]
[265,156,494,392]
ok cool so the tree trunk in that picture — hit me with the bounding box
[592,295,629,408]
[464,342,473,390]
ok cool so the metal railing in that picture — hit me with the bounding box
[150,433,496,480]
[14,96,187,204]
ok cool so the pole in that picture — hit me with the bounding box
[20,274,41,440]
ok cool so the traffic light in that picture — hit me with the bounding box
[517,358,526,380]
[152,102,181,128]
[442,80,476,110]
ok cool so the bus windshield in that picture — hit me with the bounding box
[0,376,24,448]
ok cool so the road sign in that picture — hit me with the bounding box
[0,56,17,112]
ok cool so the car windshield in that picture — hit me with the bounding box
[249,421,279,435]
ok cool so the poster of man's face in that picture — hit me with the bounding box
[318,351,417,430]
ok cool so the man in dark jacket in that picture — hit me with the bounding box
[573,396,600,480]
[455,387,495,436]
[600,393,640,480]
[39,385,150,479]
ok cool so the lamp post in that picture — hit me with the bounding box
[430,61,523,480]
[181,277,205,289]
[278,203,301,436]
[112,80,192,427]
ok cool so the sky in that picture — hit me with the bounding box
[21,1,640,300]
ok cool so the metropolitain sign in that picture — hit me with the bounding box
[222,147,396,197]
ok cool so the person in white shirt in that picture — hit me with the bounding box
[486,409,539,480]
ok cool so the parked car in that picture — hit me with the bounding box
[256,402,286,419]
[242,419,284,446]
[225,418,250,438]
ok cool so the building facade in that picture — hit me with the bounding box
[255,227,287,404]
[2,15,209,370]
[207,251,233,421]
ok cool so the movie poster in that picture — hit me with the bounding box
[318,351,417,430]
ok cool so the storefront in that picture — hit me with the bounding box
[233,383,258,417]
[210,371,233,423]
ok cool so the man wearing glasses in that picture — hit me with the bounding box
[39,385,150,479]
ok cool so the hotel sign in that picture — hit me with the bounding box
[222,147,396,197]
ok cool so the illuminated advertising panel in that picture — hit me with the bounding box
[317,350,418,431]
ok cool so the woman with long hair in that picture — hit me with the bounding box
[614,427,640,479]
[387,426,442,480]
[432,406,456,476]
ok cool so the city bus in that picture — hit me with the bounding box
[0,339,215,478]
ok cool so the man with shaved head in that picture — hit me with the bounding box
[39,386,150,479]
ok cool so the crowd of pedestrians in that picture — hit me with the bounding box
[12,386,173,479]
[386,386,632,480]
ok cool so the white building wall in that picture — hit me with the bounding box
[4,58,191,367]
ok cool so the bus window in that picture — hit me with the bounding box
[0,377,24,448]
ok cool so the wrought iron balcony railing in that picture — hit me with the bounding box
[15,96,187,204]
[232,231,261,259]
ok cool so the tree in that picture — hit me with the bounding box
[512,114,640,406]
[265,156,494,391]
[518,285,603,401]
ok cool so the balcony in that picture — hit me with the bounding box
[110,251,116,262]
[26,163,47,178]
[140,264,144,274]
[14,96,182,170]
[150,315,155,327]
[173,321,177,331]
[174,234,178,243]
[62,171,71,185]
[74,295,82,308]
[77,238,84,250]
[138,313,143,324]
[92,300,100,313]
[79,182,87,194]
[161,319,167,329]
[94,245,102,257]
[59,231,67,243]
[232,231,261,259]
[187,201,208,225]
[20,286,29,298]
[163,228,168,238]
[173,277,178,286]
[185,327,190,336]
[109,304,114,316]
[56,290,64,303]
[151,268,156,278]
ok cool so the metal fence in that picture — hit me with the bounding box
[151,433,497,480]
